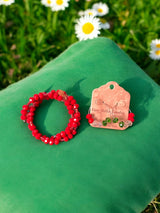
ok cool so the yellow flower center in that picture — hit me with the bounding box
[47,0,51,4]
[155,50,160,55]
[56,0,63,5]
[4,0,9,1]
[82,22,94,34]
[98,8,103,13]
[88,12,93,15]
[156,44,160,48]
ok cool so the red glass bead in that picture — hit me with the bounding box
[68,110,74,115]
[34,94,40,101]
[50,136,55,140]
[73,118,79,123]
[68,123,72,128]
[129,112,135,118]
[41,135,46,142]
[68,134,73,139]
[29,106,36,112]
[29,97,35,103]
[44,93,49,100]
[20,115,27,120]
[64,100,70,106]
[73,104,79,109]
[72,130,77,135]
[128,113,135,123]
[44,137,50,144]
[72,122,78,128]
[38,92,44,100]
[65,129,71,135]
[86,114,92,119]
[50,91,55,99]
[49,138,54,145]
[56,133,61,140]
[21,110,27,115]
[26,117,33,123]
[32,102,37,107]
[74,112,81,118]
[32,129,39,135]
[68,96,74,101]
[51,90,55,94]
[35,133,42,140]
[54,139,60,145]
[64,136,69,142]
[57,96,62,101]
[71,99,76,105]
[65,127,70,131]
[53,92,58,99]
[88,118,94,123]
[128,117,135,122]
[69,118,74,123]
[32,131,37,137]
[60,131,66,138]
[27,112,34,117]
[28,124,36,131]
[22,105,29,110]
[48,91,53,99]
[67,105,73,110]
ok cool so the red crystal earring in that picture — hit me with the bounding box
[86,81,135,130]
[20,90,81,145]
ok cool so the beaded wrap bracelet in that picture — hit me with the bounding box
[20,90,81,145]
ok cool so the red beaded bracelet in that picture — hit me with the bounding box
[20,90,81,145]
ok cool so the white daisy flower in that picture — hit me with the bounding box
[75,15,101,41]
[83,9,97,17]
[149,49,160,60]
[41,0,54,7]
[99,19,110,29]
[92,2,109,16]
[51,0,70,11]
[150,39,160,50]
[100,22,110,29]
[78,10,84,16]
[0,0,14,6]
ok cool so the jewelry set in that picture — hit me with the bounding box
[20,81,135,145]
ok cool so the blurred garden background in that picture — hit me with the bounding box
[0,0,160,212]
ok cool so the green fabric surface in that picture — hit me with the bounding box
[0,37,160,213]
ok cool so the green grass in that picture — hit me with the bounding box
[142,194,160,213]
[0,0,160,212]
[0,0,160,90]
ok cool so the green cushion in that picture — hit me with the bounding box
[0,37,160,213]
